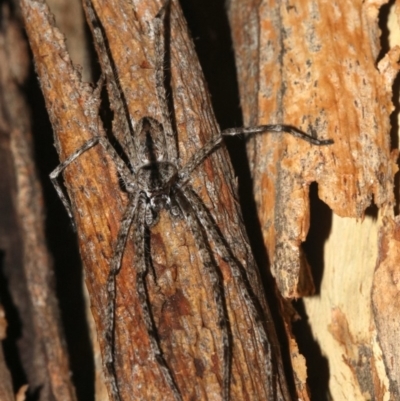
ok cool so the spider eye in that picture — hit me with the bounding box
[125,180,136,193]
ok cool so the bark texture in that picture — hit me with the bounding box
[2,0,399,400]
[19,0,292,400]
[228,0,400,399]
[0,3,77,401]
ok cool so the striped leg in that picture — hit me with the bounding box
[49,135,133,225]
[178,124,333,184]
[104,191,139,401]
[181,186,290,400]
[175,188,230,401]
[134,193,183,401]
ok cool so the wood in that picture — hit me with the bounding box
[0,306,14,401]
[3,0,398,399]
[228,0,400,399]
[20,0,293,399]
[0,3,77,401]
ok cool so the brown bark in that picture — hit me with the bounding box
[43,0,109,398]
[20,0,292,400]
[0,305,14,401]
[228,0,400,399]
[0,3,77,401]
[228,0,397,298]
[3,0,398,400]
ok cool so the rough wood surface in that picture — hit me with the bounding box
[372,214,400,399]
[0,3,77,401]
[228,0,398,298]
[43,0,109,398]
[3,0,397,399]
[228,0,400,399]
[0,4,75,400]
[0,306,14,401]
[20,0,293,399]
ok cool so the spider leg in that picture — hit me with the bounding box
[153,0,178,165]
[50,136,133,225]
[104,191,139,401]
[50,136,101,223]
[134,193,183,401]
[177,135,222,184]
[93,72,105,98]
[221,124,334,145]
[84,0,137,163]
[178,124,333,184]
[174,187,230,401]
[181,186,286,400]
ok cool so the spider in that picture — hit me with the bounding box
[50,0,333,400]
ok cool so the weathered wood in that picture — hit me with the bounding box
[228,0,400,399]
[0,3,77,401]
[20,0,293,399]
[0,306,14,401]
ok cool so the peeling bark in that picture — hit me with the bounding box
[2,0,398,400]
[228,0,400,399]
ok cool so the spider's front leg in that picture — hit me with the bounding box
[49,135,133,225]
[84,0,138,162]
[177,124,333,184]
[153,0,178,165]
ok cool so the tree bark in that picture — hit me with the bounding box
[20,0,292,399]
[228,0,400,399]
[0,3,77,401]
[2,0,399,400]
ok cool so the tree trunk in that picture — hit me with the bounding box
[19,0,291,399]
[228,0,400,399]
[1,0,399,400]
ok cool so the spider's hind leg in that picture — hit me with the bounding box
[103,192,139,401]
[180,186,289,400]
[174,187,231,401]
[135,193,183,401]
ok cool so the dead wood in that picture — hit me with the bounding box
[0,2,77,401]
[20,0,294,399]
[228,0,400,399]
